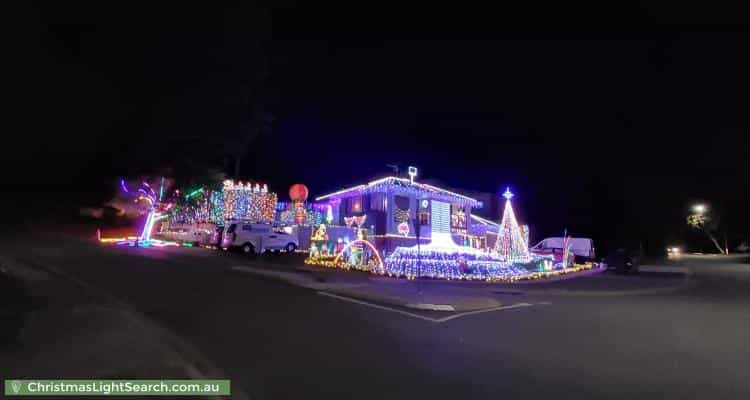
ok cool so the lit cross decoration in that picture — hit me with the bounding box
[408,166,418,184]
[502,187,514,201]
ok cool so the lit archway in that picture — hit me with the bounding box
[333,239,384,271]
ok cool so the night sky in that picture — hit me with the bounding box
[5,2,750,254]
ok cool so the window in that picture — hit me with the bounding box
[393,195,410,223]
[347,196,363,213]
[370,192,386,211]
[418,211,430,226]
[226,224,237,234]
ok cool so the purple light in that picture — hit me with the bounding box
[502,187,514,200]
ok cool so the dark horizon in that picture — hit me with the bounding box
[5,3,750,255]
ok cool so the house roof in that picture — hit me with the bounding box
[315,176,482,208]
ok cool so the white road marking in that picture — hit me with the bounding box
[406,303,456,311]
[433,302,533,323]
[317,291,438,322]
[317,291,535,323]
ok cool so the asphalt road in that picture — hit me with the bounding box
[4,234,750,400]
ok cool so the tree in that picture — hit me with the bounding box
[687,211,727,254]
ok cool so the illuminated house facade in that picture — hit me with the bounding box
[315,176,483,254]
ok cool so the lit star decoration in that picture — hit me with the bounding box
[502,187,514,200]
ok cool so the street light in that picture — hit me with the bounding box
[693,204,706,214]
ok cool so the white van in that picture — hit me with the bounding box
[221,222,299,254]
[530,237,596,262]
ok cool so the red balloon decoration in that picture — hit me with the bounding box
[289,184,309,202]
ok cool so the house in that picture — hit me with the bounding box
[315,174,483,254]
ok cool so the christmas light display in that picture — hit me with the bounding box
[170,189,211,225]
[99,178,180,248]
[278,201,323,226]
[379,190,537,281]
[494,187,531,263]
[221,180,277,222]
[326,205,333,224]
[289,184,309,224]
[315,176,481,208]
[305,238,384,272]
[306,170,598,282]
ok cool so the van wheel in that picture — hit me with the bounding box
[242,243,255,255]
[285,243,297,253]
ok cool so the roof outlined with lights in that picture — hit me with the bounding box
[315,176,482,208]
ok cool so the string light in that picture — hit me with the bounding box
[494,187,531,263]
[315,176,481,207]
[221,180,277,222]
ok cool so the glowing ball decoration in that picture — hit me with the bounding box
[289,184,309,202]
[288,183,309,225]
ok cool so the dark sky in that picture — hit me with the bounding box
[5,2,750,253]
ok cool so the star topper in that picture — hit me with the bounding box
[502,187,514,200]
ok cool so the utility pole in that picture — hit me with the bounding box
[415,212,422,296]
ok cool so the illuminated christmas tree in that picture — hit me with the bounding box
[494,187,530,263]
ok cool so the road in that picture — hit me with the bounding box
[4,234,750,400]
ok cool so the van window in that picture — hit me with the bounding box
[226,224,237,234]
[242,225,253,231]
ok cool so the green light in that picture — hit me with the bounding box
[185,187,204,199]
[154,214,170,221]
[159,176,165,201]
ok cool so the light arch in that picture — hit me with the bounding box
[333,239,384,271]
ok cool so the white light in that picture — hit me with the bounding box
[693,204,706,214]
[314,184,367,201]
[470,214,500,228]
[408,166,418,184]
[315,176,481,206]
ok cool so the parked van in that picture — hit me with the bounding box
[530,237,595,262]
[159,223,216,246]
[221,222,299,254]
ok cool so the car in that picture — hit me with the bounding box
[604,248,641,274]
[530,237,596,263]
[221,222,299,255]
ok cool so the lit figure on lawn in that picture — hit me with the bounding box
[115,178,177,247]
